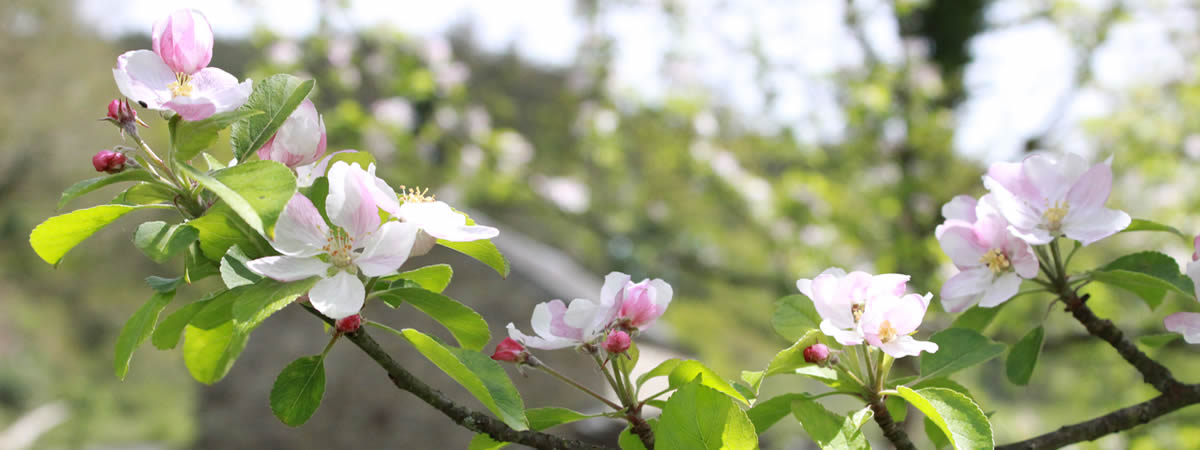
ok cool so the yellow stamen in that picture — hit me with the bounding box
[1043,200,1070,233]
[980,249,1011,274]
[852,303,865,322]
[398,185,436,204]
[878,320,899,343]
[168,73,193,98]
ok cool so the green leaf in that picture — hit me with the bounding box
[375,287,490,351]
[270,355,326,426]
[57,170,156,210]
[764,331,822,377]
[656,380,758,450]
[911,377,977,402]
[30,204,166,265]
[230,74,316,162]
[636,358,682,388]
[618,424,650,450]
[189,203,267,260]
[185,242,221,283]
[114,288,176,380]
[201,152,227,171]
[395,328,527,430]
[920,328,1006,380]
[1121,219,1191,243]
[133,221,199,263]
[771,294,822,342]
[153,298,211,350]
[146,276,184,293]
[1005,326,1045,385]
[391,264,453,293]
[112,182,176,206]
[468,407,598,450]
[926,416,951,449]
[792,365,864,394]
[948,302,1006,333]
[896,387,993,450]
[886,395,908,422]
[181,160,297,237]
[183,321,249,384]
[220,245,262,288]
[1092,251,1195,309]
[746,393,807,433]
[1138,333,1181,348]
[230,278,319,326]
[790,398,869,450]
[667,360,749,406]
[439,239,509,279]
[172,109,263,162]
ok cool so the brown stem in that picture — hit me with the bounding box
[1061,293,1184,393]
[868,394,915,450]
[627,411,655,449]
[303,306,611,450]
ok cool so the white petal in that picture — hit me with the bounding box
[649,279,673,312]
[113,50,174,109]
[940,293,982,314]
[979,272,1022,308]
[878,336,938,358]
[601,272,632,307]
[507,323,574,350]
[355,221,418,277]
[1065,162,1113,209]
[1164,312,1200,344]
[327,161,381,239]
[941,268,992,303]
[1187,260,1200,300]
[308,271,365,319]
[563,298,601,330]
[983,176,1045,238]
[1062,207,1131,246]
[938,225,987,269]
[941,195,978,223]
[398,201,499,241]
[820,320,863,346]
[272,193,329,257]
[796,278,814,299]
[1022,153,1071,202]
[246,256,329,282]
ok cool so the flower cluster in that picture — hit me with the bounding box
[936,153,1130,312]
[797,268,938,358]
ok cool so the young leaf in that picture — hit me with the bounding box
[948,303,1006,333]
[1138,333,1181,348]
[1005,326,1045,385]
[230,74,316,162]
[771,294,823,342]
[111,182,177,206]
[897,387,993,450]
[185,242,221,283]
[1092,251,1195,309]
[229,277,319,326]
[133,221,199,263]
[219,245,262,288]
[58,170,156,210]
[114,289,176,380]
[667,360,749,406]
[394,328,527,430]
[439,238,509,279]
[171,109,263,162]
[30,204,168,265]
[636,358,683,388]
[746,393,808,433]
[153,298,212,350]
[925,416,951,449]
[390,264,453,293]
[920,328,1006,380]
[183,321,250,384]
[618,424,651,450]
[375,287,490,351]
[1121,219,1191,243]
[763,330,822,377]
[656,381,758,450]
[180,160,297,237]
[790,397,869,450]
[270,355,326,426]
[189,203,270,260]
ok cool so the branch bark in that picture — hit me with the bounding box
[1062,293,1184,393]
[303,306,611,450]
[868,394,916,450]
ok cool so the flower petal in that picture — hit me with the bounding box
[601,271,632,308]
[164,68,251,121]
[355,221,419,277]
[272,193,329,257]
[819,320,863,346]
[398,201,499,241]
[941,195,978,223]
[1164,312,1200,344]
[938,225,988,269]
[113,50,174,109]
[941,268,992,308]
[979,272,1022,308]
[327,161,381,239]
[246,256,329,282]
[1061,206,1131,246]
[308,271,365,319]
[1065,162,1113,209]
[878,336,939,358]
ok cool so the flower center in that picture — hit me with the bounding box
[980,248,1011,274]
[851,303,865,322]
[878,320,899,343]
[398,185,435,204]
[323,228,355,269]
[168,73,193,98]
[1043,200,1070,233]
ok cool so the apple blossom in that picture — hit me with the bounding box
[490,337,528,363]
[1164,312,1200,344]
[257,99,327,168]
[113,10,250,121]
[859,292,939,358]
[606,272,673,331]
[983,153,1130,246]
[602,330,631,354]
[937,195,1038,312]
[246,165,418,319]
[796,268,909,345]
[387,188,500,256]
[506,295,619,350]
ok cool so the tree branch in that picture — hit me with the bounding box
[303,306,612,450]
[868,393,916,450]
[1062,293,1184,393]
[996,384,1200,450]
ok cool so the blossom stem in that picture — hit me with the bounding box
[861,346,877,388]
[130,133,181,188]
[536,364,623,411]
[592,353,631,407]
[319,333,339,358]
[1049,238,1066,282]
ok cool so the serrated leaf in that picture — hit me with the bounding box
[790,397,869,450]
[920,328,1006,380]
[114,289,176,380]
[146,276,184,293]
[390,264,453,293]
[657,381,758,450]
[30,204,167,265]
[771,294,823,342]
[667,360,748,406]
[58,170,157,210]
[180,160,297,237]
[185,242,221,283]
[172,109,263,162]
[1005,326,1045,385]
[1121,219,1190,243]
[270,355,326,426]
[375,287,489,351]
[636,358,682,388]
[230,74,316,162]
[746,393,807,433]
[392,328,527,430]
[133,221,199,263]
[201,152,226,171]
[1092,251,1195,309]
[896,387,993,450]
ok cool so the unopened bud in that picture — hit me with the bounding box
[803,344,830,365]
[103,99,148,138]
[1192,235,1199,262]
[602,330,631,354]
[335,314,363,333]
[490,337,528,363]
[92,150,127,174]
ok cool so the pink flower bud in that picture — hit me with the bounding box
[803,344,830,364]
[104,99,149,136]
[92,150,127,174]
[614,278,672,330]
[1192,235,1199,262]
[335,314,362,333]
[490,337,527,363]
[602,330,631,354]
[256,99,327,168]
[152,9,214,75]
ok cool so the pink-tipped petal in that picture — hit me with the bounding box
[938,225,988,268]
[246,256,329,282]
[271,194,330,257]
[163,68,251,120]
[152,9,213,74]
[1065,162,1114,209]
[308,271,365,319]
[327,162,382,239]
[941,195,978,223]
[1061,207,1131,246]
[1164,312,1200,344]
[355,221,418,277]
[113,50,175,109]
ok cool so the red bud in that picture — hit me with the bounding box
[335,314,363,333]
[491,337,527,363]
[602,330,631,354]
[803,344,830,364]
[92,150,127,174]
